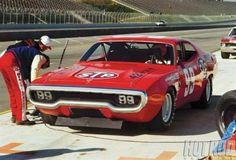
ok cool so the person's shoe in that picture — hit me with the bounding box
[11,116,16,123]
[25,111,30,115]
[30,109,40,116]
[16,119,35,125]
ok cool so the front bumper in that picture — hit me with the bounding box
[27,85,148,114]
[221,46,236,53]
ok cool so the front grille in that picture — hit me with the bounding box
[29,90,141,108]
[225,43,236,47]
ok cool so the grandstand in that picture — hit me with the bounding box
[0,0,236,24]
[1,0,236,15]
[0,0,91,11]
[115,0,236,15]
[0,0,111,24]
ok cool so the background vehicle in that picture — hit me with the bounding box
[155,20,166,26]
[27,35,217,131]
[220,27,236,59]
[216,90,236,137]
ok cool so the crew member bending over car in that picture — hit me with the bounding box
[2,35,52,117]
[7,35,52,52]
[0,35,52,59]
[0,39,52,125]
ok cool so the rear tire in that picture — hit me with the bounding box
[148,88,175,131]
[191,77,212,109]
[41,113,57,125]
[216,90,236,137]
[221,52,230,59]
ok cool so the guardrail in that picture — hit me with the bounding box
[0,21,235,41]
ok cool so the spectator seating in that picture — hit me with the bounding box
[0,0,91,11]
[116,0,236,15]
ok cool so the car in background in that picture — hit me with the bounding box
[220,27,236,59]
[27,35,217,131]
[155,20,166,26]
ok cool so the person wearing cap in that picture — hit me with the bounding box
[0,37,52,125]
[5,36,52,116]
[6,35,52,52]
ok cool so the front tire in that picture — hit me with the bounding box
[221,52,230,59]
[216,90,236,137]
[191,77,212,109]
[148,88,175,131]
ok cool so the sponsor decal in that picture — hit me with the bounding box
[129,72,144,78]
[75,71,118,79]
[165,73,180,82]
[198,58,207,80]
[129,68,155,79]
[165,73,181,92]
[14,67,27,120]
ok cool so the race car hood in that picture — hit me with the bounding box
[221,35,236,43]
[34,62,176,90]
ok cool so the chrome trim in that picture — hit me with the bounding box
[26,85,148,113]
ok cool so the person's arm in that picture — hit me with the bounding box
[31,55,47,82]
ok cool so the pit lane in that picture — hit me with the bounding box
[0,28,234,160]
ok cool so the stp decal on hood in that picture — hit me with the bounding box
[75,71,118,79]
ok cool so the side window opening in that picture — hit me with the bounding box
[182,42,196,62]
[176,44,184,63]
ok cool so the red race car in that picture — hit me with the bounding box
[220,27,236,59]
[27,35,217,131]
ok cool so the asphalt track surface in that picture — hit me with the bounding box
[0,27,235,160]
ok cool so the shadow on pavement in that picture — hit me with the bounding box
[0,147,106,160]
[66,95,221,136]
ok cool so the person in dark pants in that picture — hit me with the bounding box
[0,46,51,125]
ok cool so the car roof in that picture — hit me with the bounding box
[98,35,183,44]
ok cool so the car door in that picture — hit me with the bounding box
[175,41,201,107]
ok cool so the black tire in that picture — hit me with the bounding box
[148,88,175,131]
[221,52,230,59]
[191,77,212,109]
[216,90,236,137]
[41,113,57,125]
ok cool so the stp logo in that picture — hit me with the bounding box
[75,71,118,79]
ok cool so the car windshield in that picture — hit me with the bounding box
[229,28,236,36]
[80,42,174,65]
